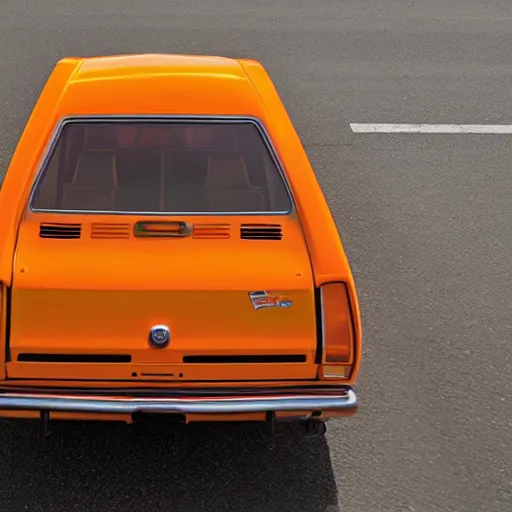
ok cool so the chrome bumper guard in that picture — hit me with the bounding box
[0,388,357,415]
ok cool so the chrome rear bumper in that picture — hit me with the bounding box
[0,387,357,415]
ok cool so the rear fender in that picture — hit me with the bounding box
[239,59,362,381]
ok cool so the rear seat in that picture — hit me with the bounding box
[60,149,267,213]
[205,153,251,190]
[210,188,265,211]
[205,153,266,210]
[62,189,114,211]
[163,152,209,211]
[115,149,161,212]
[62,152,117,210]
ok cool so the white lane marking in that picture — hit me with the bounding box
[350,123,512,134]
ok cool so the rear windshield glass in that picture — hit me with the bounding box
[31,120,292,214]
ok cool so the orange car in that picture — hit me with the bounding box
[0,54,362,437]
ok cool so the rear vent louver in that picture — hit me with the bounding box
[193,224,231,239]
[91,223,130,239]
[240,224,283,240]
[39,223,82,239]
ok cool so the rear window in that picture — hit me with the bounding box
[30,120,292,214]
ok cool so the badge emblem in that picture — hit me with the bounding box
[148,325,171,349]
[249,291,292,310]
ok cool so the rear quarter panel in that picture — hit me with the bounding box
[0,59,84,381]
[239,59,362,380]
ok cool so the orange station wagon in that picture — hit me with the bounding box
[0,54,362,437]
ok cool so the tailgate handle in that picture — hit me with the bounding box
[133,221,192,238]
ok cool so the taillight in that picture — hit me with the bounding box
[319,282,354,379]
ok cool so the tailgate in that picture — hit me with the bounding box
[7,216,319,382]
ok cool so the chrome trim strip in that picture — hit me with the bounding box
[320,285,326,364]
[27,115,296,217]
[0,389,357,414]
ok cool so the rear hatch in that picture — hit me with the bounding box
[7,215,319,382]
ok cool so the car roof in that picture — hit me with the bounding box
[55,54,264,118]
[75,54,245,80]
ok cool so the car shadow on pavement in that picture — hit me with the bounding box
[0,419,340,512]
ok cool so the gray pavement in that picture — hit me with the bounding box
[0,1,511,511]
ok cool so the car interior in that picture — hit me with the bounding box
[32,122,291,213]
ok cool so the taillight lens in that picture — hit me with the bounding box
[320,282,354,378]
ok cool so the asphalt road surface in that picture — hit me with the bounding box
[0,1,511,511]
